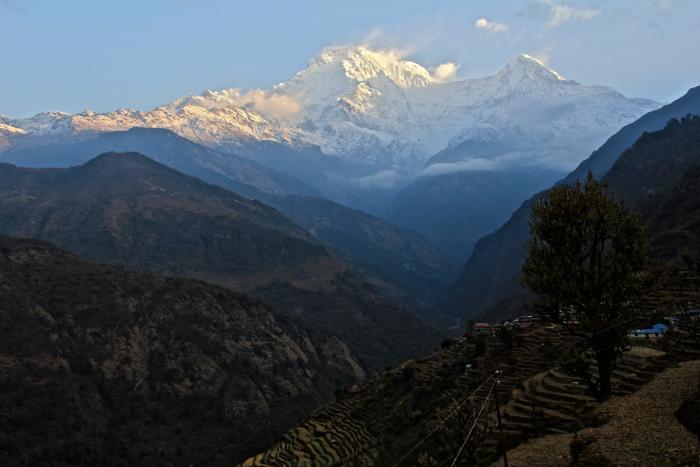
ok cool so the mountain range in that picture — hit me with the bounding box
[1,36,699,466]
[0,128,460,310]
[0,47,659,219]
[0,151,335,289]
[385,166,563,258]
[0,153,439,375]
[4,108,700,467]
[0,127,318,198]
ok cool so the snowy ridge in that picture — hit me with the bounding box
[2,47,660,172]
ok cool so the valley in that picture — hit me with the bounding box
[2,3,699,465]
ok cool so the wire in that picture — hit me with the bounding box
[390,374,494,467]
[449,381,496,467]
[391,314,657,466]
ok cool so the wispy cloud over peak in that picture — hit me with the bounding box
[474,17,509,32]
[548,3,600,27]
[432,62,460,82]
[520,1,600,27]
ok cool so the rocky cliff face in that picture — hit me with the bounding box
[0,236,361,465]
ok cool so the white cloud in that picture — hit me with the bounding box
[432,62,460,82]
[421,159,502,176]
[240,90,302,119]
[474,17,509,32]
[547,4,600,27]
[191,88,302,120]
[519,2,600,27]
[351,169,406,189]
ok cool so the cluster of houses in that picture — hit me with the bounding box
[467,316,541,337]
[466,308,699,341]
[626,307,700,339]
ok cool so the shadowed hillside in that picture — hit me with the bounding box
[0,130,458,312]
[385,167,563,261]
[0,236,358,465]
[0,127,319,198]
[607,115,700,262]
[0,151,336,289]
[266,194,461,310]
[0,153,440,379]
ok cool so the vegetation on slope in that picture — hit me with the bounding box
[0,151,333,289]
[0,236,355,465]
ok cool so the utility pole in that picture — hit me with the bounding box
[494,370,509,467]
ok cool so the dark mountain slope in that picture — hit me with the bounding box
[604,115,700,261]
[446,86,700,320]
[266,194,461,308]
[566,86,700,183]
[604,115,700,206]
[0,127,318,198]
[640,164,700,261]
[0,236,354,465]
[0,153,439,377]
[385,168,561,260]
[1,131,456,311]
[252,274,437,374]
[0,152,336,289]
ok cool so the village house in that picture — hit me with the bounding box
[628,323,669,339]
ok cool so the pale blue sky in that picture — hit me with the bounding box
[1,0,698,117]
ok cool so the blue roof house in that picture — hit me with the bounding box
[629,323,669,338]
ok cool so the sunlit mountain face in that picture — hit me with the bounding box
[2,46,657,174]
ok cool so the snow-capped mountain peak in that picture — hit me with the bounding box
[496,54,565,84]
[306,46,433,88]
[1,46,660,173]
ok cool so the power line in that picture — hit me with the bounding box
[390,374,494,467]
[449,381,495,467]
[391,314,657,466]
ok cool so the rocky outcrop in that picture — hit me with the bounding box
[0,236,364,465]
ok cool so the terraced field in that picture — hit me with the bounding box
[492,360,700,466]
[484,345,672,455]
[242,398,375,466]
[239,320,580,466]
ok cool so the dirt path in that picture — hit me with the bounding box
[492,360,700,466]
